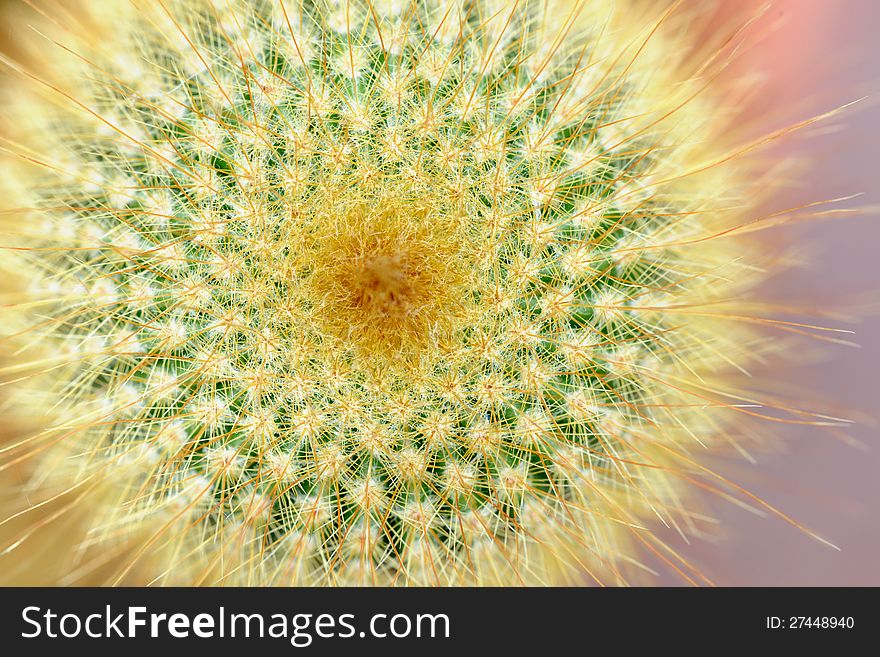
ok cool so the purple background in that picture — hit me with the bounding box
[650,0,880,586]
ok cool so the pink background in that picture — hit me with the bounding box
[650,0,880,586]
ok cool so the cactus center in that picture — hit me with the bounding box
[304,196,472,366]
[351,251,417,317]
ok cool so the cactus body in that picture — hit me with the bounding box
[0,0,785,585]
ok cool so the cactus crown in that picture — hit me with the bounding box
[1,0,773,584]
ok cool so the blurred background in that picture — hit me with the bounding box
[650,0,880,585]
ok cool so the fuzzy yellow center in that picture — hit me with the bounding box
[351,251,418,318]
[301,197,473,366]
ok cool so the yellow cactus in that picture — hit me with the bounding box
[0,0,848,585]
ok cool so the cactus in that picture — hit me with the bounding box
[0,0,838,585]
